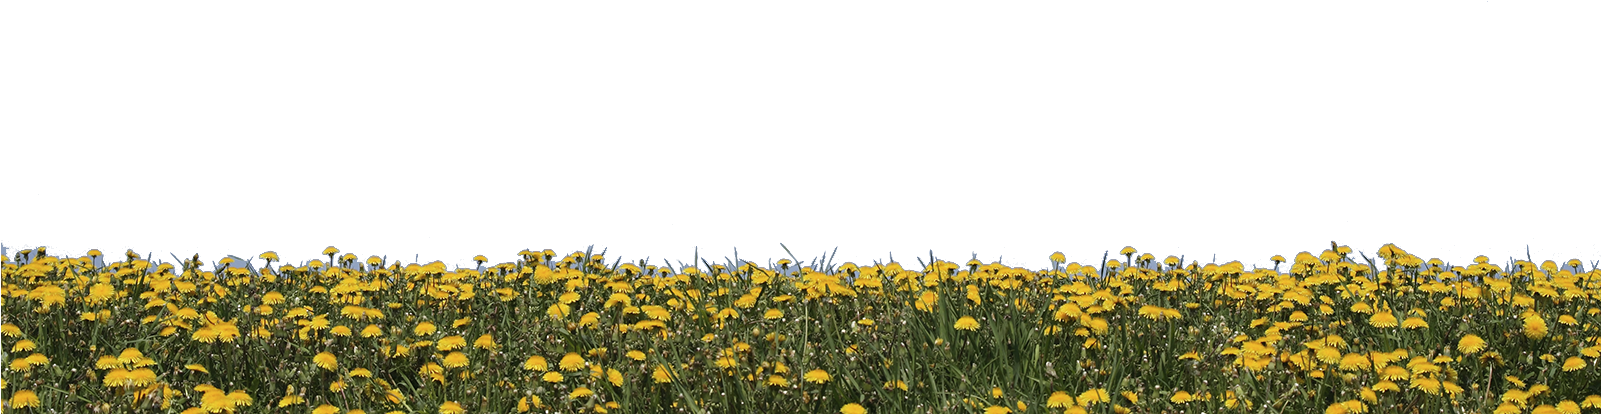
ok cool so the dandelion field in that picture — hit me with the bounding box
[3,243,1601,414]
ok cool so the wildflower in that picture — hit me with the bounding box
[1171,390,1194,403]
[437,335,466,351]
[13,353,46,372]
[524,356,548,371]
[1459,334,1486,354]
[385,390,406,406]
[764,309,784,319]
[627,350,647,361]
[1078,389,1109,406]
[543,371,565,383]
[767,375,789,387]
[653,365,673,383]
[955,316,981,331]
[1368,311,1398,328]
[841,403,868,414]
[0,323,21,337]
[1525,313,1549,339]
[984,406,1012,414]
[439,401,466,414]
[560,352,585,371]
[1138,305,1166,320]
[519,396,544,411]
[443,352,469,368]
[279,395,305,407]
[1564,357,1587,372]
[1401,317,1428,329]
[185,364,209,374]
[314,404,341,414]
[804,369,831,384]
[350,368,371,377]
[1047,392,1075,407]
[9,389,39,408]
[473,334,498,350]
[1557,401,1581,414]
[643,305,672,320]
[414,321,437,336]
[607,368,624,387]
[570,386,593,399]
[1333,352,1370,371]
[314,352,338,371]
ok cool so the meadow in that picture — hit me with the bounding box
[3,243,1599,414]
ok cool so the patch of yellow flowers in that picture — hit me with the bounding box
[2,243,1599,413]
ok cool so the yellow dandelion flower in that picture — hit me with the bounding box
[436,335,466,351]
[642,305,671,320]
[1564,357,1587,372]
[1525,313,1549,339]
[1339,353,1371,371]
[984,406,1012,414]
[542,371,565,383]
[313,352,338,371]
[1459,334,1486,354]
[1369,312,1398,328]
[767,375,789,387]
[314,404,340,414]
[473,334,498,350]
[1557,401,1581,414]
[841,403,868,414]
[653,365,674,383]
[440,401,466,414]
[559,352,585,371]
[1401,317,1428,330]
[413,321,436,336]
[185,364,209,374]
[569,386,593,399]
[519,395,544,411]
[607,368,624,387]
[955,316,981,331]
[9,389,40,408]
[627,350,647,361]
[443,352,470,369]
[804,369,831,384]
[1078,389,1109,406]
[350,367,371,377]
[279,395,305,407]
[1048,391,1075,407]
[118,348,144,365]
[524,355,548,371]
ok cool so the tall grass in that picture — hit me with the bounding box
[2,243,1599,413]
